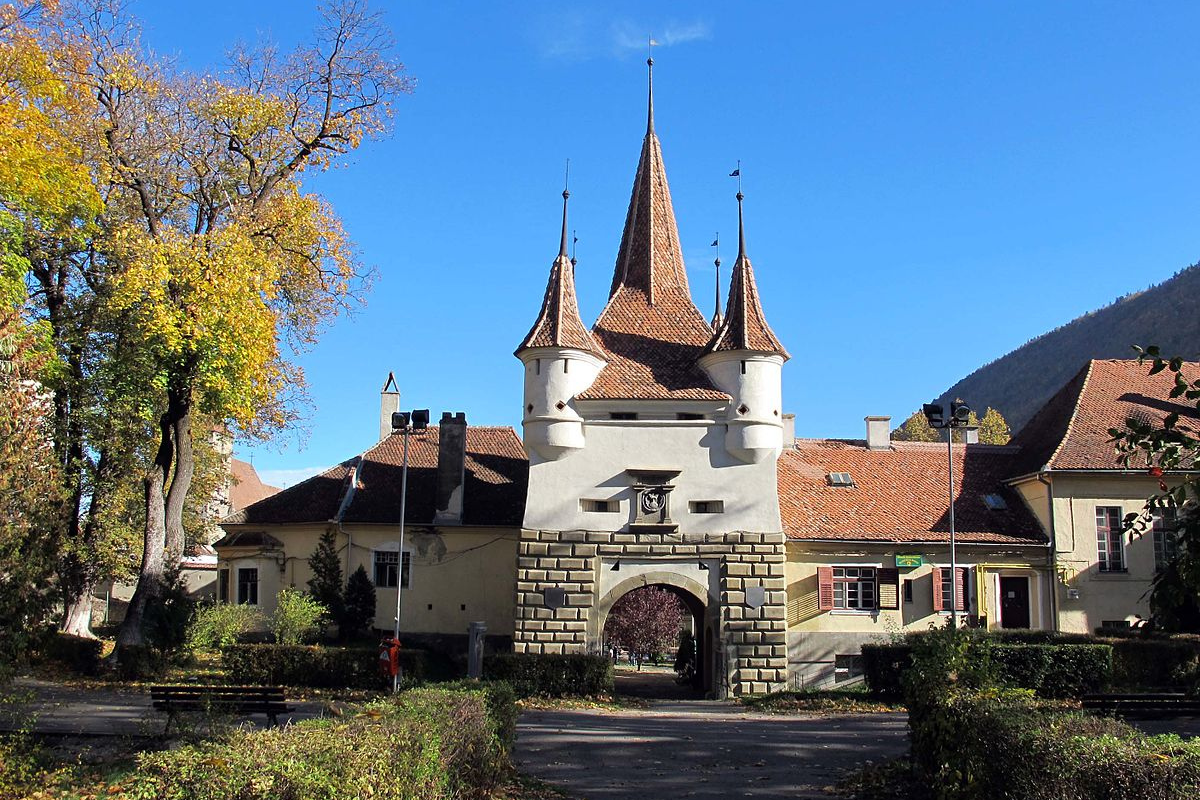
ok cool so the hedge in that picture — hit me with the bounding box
[1108,639,1200,689]
[862,639,1111,699]
[908,688,1200,800]
[34,633,104,677]
[223,644,430,689]
[483,653,613,697]
[114,687,513,800]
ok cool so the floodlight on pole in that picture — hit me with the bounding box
[922,400,973,629]
[389,408,429,692]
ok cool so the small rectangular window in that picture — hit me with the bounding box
[218,569,230,603]
[1096,506,1126,572]
[677,412,704,420]
[827,472,855,487]
[937,567,968,612]
[832,567,876,610]
[374,550,412,588]
[237,568,258,606]
[609,412,637,420]
[903,579,913,603]
[581,499,617,513]
[982,493,1008,510]
[689,500,725,514]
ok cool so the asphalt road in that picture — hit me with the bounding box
[514,702,909,800]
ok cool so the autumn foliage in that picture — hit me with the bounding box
[604,586,687,668]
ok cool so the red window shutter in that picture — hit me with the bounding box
[955,568,968,612]
[932,567,944,612]
[817,567,834,611]
[878,568,900,610]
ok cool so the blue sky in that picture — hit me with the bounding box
[136,1,1200,487]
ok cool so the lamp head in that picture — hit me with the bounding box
[391,411,410,431]
[411,409,430,431]
[922,403,944,428]
[950,401,972,425]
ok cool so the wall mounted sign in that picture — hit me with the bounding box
[895,554,924,568]
[745,585,765,610]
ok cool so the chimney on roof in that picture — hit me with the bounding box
[434,412,467,525]
[865,416,891,451]
[782,413,795,445]
[963,426,979,445]
[380,373,400,442]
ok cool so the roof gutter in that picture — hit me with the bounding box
[1036,471,1060,632]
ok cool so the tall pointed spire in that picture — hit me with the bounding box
[604,57,691,304]
[704,190,789,359]
[515,186,600,356]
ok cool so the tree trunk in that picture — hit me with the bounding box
[60,578,98,637]
[116,411,173,650]
[164,387,194,566]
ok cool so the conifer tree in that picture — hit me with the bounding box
[342,565,377,641]
[977,407,1012,445]
[307,529,344,626]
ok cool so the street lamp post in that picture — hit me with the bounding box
[922,401,973,629]
[389,408,428,692]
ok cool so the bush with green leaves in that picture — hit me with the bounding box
[186,603,261,651]
[114,687,513,800]
[483,653,613,697]
[271,587,326,646]
[223,644,429,689]
[341,565,377,640]
[34,633,103,676]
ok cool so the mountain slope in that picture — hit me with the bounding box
[936,263,1200,433]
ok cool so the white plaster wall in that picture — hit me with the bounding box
[700,352,785,461]
[523,419,783,533]
[520,347,605,457]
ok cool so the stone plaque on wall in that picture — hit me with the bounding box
[626,469,681,532]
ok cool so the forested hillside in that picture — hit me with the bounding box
[936,263,1200,433]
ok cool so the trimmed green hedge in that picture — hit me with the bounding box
[34,633,104,677]
[483,653,613,697]
[862,639,1112,699]
[223,644,430,689]
[115,687,513,800]
[1109,639,1200,689]
[909,688,1200,800]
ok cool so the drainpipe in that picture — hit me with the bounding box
[335,457,364,585]
[1036,472,1060,632]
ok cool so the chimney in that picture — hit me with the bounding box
[379,372,400,442]
[434,412,467,525]
[963,426,979,445]
[865,416,891,451]
[782,413,796,445]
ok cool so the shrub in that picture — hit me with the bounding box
[116,688,510,800]
[34,633,103,677]
[483,653,613,697]
[1108,638,1200,689]
[341,566,376,641]
[186,603,261,651]
[908,688,1200,800]
[222,644,429,689]
[113,645,168,681]
[271,587,327,646]
[863,634,1112,699]
[437,680,519,753]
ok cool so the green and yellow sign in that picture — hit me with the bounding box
[895,554,924,568]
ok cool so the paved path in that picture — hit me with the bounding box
[514,702,909,800]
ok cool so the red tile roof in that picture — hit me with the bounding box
[222,426,527,527]
[516,196,601,356]
[578,122,727,401]
[779,439,1045,545]
[229,458,280,511]
[705,250,789,358]
[1010,359,1200,473]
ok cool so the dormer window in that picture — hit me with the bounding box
[827,472,855,488]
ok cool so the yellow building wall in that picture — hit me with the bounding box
[1013,473,1172,634]
[217,524,519,637]
[784,541,1049,687]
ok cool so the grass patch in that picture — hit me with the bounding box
[517,692,650,711]
[741,688,903,714]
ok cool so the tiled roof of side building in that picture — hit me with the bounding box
[222,426,528,528]
[778,439,1046,545]
[229,458,281,511]
[1009,359,1200,474]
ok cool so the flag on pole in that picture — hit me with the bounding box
[710,239,718,247]
[649,38,659,46]
[729,168,740,177]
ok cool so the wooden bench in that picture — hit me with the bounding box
[150,685,290,732]
[1083,693,1200,718]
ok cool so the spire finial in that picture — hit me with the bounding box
[570,229,578,267]
[646,48,655,134]
[736,190,746,259]
[711,233,723,329]
[559,160,570,258]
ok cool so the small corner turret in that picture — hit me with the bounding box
[515,186,606,460]
[699,190,790,463]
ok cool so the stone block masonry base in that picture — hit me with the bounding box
[513,528,789,698]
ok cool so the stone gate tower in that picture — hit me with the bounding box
[513,60,790,697]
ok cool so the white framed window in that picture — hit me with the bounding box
[832,566,876,610]
[373,547,411,589]
[1096,506,1125,572]
[1153,508,1180,572]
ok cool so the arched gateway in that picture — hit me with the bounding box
[511,59,790,698]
